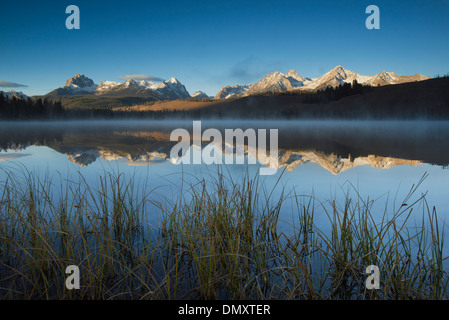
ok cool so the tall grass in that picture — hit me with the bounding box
[0,167,447,299]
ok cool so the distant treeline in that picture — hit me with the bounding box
[0,94,64,119]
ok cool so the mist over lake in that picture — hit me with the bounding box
[1,119,449,224]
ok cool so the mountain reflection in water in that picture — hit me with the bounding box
[0,120,448,174]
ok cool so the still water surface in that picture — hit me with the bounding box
[1,120,448,246]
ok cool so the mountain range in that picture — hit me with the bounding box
[46,74,191,100]
[0,90,29,100]
[237,66,430,98]
[2,66,430,105]
[212,66,430,99]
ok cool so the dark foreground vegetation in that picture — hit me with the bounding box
[1,76,449,120]
[0,168,447,299]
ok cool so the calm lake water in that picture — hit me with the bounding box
[1,120,449,250]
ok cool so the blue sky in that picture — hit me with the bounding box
[1,0,448,96]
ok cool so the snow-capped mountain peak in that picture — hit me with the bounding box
[285,70,308,82]
[139,80,156,89]
[331,65,350,80]
[0,90,29,99]
[64,74,97,91]
[96,81,121,92]
[167,77,179,84]
[302,66,368,90]
[243,71,294,96]
[377,71,398,81]
[153,78,190,99]
[192,91,210,99]
[285,70,308,88]
[123,79,140,88]
[325,65,358,82]
[214,84,252,99]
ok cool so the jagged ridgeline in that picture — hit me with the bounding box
[40,66,432,108]
[43,74,192,109]
[213,66,431,99]
[1,66,443,117]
